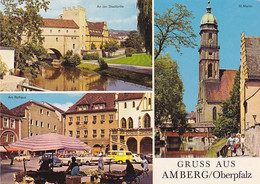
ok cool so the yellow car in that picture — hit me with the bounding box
[107,150,133,164]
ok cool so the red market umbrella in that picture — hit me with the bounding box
[0,146,7,152]
[9,133,91,152]
[4,146,23,152]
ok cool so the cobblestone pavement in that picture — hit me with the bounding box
[0,157,153,184]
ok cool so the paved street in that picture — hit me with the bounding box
[0,157,152,184]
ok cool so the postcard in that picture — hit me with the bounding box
[154,0,260,183]
[0,0,152,91]
[0,92,153,183]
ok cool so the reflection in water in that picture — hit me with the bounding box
[33,66,151,91]
[155,137,212,158]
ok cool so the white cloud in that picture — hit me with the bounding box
[51,102,74,111]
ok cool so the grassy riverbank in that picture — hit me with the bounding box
[104,54,152,66]
[77,63,152,87]
[205,138,227,157]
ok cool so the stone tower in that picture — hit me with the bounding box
[196,2,220,123]
[60,6,87,51]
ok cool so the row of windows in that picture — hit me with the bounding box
[124,98,152,109]
[77,103,106,111]
[69,129,105,137]
[121,114,151,128]
[40,109,50,116]
[49,29,77,34]
[2,118,16,129]
[121,114,151,129]
[2,134,15,143]
[69,114,114,122]
[30,119,57,130]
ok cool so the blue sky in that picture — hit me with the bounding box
[0,93,85,111]
[0,0,138,30]
[155,0,260,113]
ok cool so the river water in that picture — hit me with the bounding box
[32,66,151,91]
[155,137,211,158]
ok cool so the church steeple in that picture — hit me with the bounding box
[199,1,220,82]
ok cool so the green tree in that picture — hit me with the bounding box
[155,54,187,134]
[0,0,49,72]
[154,3,197,60]
[103,39,119,57]
[0,56,9,77]
[213,70,240,137]
[137,0,152,55]
[62,50,81,67]
[124,31,143,53]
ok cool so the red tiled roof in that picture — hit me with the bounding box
[0,102,15,116]
[205,69,237,103]
[65,93,116,114]
[117,93,144,101]
[11,101,55,117]
[245,37,260,80]
[87,21,105,36]
[43,18,79,29]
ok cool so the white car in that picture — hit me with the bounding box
[132,154,142,163]
[58,154,75,165]
[14,154,31,161]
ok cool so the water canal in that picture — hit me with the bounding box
[155,137,213,158]
[32,66,151,91]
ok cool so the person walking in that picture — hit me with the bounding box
[234,134,240,156]
[240,134,246,156]
[98,155,104,171]
[141,156,149,177]
[227,134,235,157]
[10,151,14,165]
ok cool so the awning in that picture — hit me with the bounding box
[0,146,7,152]
[9,133,91,152]
[4,146,23,152]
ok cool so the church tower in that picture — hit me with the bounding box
[197,2,220,123]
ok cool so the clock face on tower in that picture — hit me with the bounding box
[209,39,213,44]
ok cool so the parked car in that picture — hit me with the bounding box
[76,155,98,165]
[132,154,142,163]
[40,153,62,167]
[58,154,76,165]
[107,150,133,164]
[14,154,31,161]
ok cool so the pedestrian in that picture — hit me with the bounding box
[233,134,240,156]
[141,156,149,177]
[98,155,104,171]
[123,160,136,182]
[10,151,14,165]
[66,157,79,176]
[227,133,235,157]
[240,134,246,156]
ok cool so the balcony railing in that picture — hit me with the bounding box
[109,120,113,123]
[76,122,80,125]
[84,121,88,124]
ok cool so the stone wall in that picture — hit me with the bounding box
[245,125,260,156]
